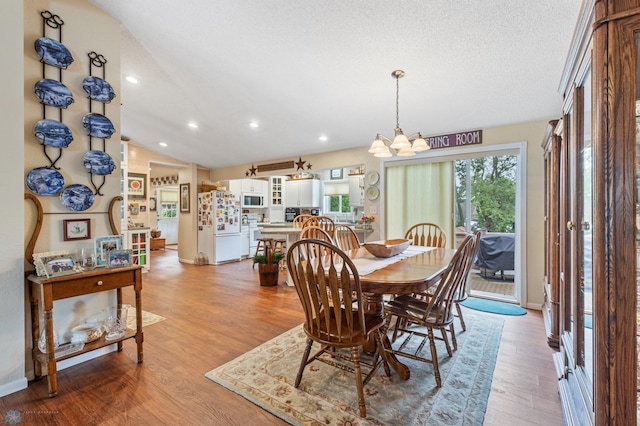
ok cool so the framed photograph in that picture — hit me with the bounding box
[330,168,343,180]
[107,249,133,268]
[149,197,157,212]
[180,183,190,213]
[33,251,81,278]
[63,219,91,241]
[128,203,140,216]
[94,235,123,266]
[127,173,147,199]
[140,205,147,213]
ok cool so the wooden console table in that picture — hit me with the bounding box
[28,265,143,397]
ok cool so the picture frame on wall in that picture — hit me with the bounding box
[180,183,190,213]
[149,197,157,212]
[63,219,91,241]
[127,173,147,199]
[330,168,343,180]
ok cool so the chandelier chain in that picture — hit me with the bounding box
[395,75,400,129]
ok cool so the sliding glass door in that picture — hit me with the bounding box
[385,145,523,303]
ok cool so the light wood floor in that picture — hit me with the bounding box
[1,249,562,425]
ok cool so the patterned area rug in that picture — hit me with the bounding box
[126,308,166,329]
[205,312,503,425]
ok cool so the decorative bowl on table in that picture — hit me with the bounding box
[363,239,411,258]
[71,322,103,343]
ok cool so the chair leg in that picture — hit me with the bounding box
[455,302,466,331]
[427,328,442,387]
[374,330,391,378]
[441,328,453,357]
[295,338,313,388]
[449,323,457,351]
[350,347,366,418]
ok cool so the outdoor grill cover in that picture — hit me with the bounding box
[475,233,515,272]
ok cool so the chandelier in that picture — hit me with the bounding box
[368,70,430,158]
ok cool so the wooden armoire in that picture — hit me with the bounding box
[542,0,640,424]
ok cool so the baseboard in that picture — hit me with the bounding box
[56,345,116,371]
[525,302,543,311]
[0,377,28,398]
[179,258,194,264]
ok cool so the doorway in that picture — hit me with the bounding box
[454,154,517,301]
[383,142,526,305]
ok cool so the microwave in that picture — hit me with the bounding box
[242,193,264,207]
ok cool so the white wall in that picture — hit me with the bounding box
[0,0,27,398]
[0,0,121,397]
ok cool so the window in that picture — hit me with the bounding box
[160,202,177,218]
[324,195,350,213]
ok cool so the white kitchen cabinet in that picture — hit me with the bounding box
[240,227,250,258]
[285,179,320,207]
[269,176,285,222]
[349,175,365,206]
[228,179,268,195]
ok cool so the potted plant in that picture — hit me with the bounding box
[253,246,285,286]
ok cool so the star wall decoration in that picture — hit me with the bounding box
[306,163,312,170]
[295,157,306,171]
[249,164,257,176]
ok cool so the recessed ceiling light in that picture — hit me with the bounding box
[188,122,199,129]
[159,142,168,147]
[125,75,139,84]
[318,135,328,142]
[249,122,259,128]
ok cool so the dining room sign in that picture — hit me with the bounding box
[425,129,482,150]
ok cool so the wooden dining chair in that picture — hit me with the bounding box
[302,215,336,237]
[404,222,447,248]
[299,226,334,243]
[450,230,483,331]
[412,230,483,332]
[334,224,361,252]
[383,234,476,387]
[292,214,312,228]
[286,238,390,418]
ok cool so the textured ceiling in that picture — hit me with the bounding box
[89,0,582,170]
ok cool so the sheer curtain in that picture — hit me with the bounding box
[385,162,454,247]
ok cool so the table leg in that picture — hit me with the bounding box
[135,271,143,363]
[362,293,410,380]
[30,283,42,379]
[42,285,58,397]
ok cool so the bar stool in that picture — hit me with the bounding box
[273,238,287,270]
[253,237,273,269]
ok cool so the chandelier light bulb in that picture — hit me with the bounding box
[410,134,430,152]
[368,135,387,153]
[370,70,429,158]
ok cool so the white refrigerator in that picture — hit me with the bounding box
[197,190,242,264]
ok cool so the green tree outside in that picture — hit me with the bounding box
[455,155,516,233]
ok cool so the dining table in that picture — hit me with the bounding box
[347,245,457,380]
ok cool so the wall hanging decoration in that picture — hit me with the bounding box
[33,10,72,170]
[83,150,115,175]
[150,175,179,186]
[34,119,73,148]
[83,51,117,196]
[60,184,95,211]
[26,167,65,196]
[127,173,146,199]
[34,36,74,69]
[63,218,91,241]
